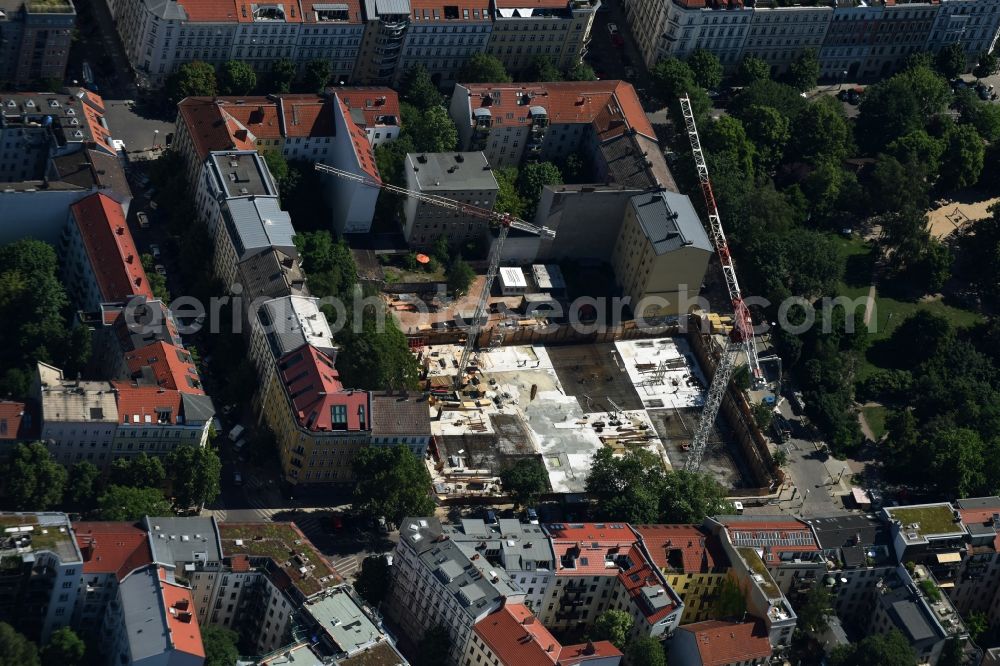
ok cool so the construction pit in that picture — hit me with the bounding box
[422,337,756,499]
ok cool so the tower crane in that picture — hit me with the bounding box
[313,162,555,389]
[678,94,764,472]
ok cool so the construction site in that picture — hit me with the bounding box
[420,333,762,501]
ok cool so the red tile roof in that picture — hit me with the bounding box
[474,604,563,665]
[124,341,205,395]
[177,98,259,161]
[558,641,623,665]
[617,544,679,625]
[458,81,655,142]
[161,575,205,659]
[0,401,26,441]
[74,522,153,581]
[334,87,401,128]
[680,620,771,666]
[278,345,371,432]
[70,193,153,302]
[111,382,185,425]
[79,90,116,155]
[229,554,251,573]
[634,524,729,574]
[178,0,245,22]
[280,96,332,137]
[335,95,381,182]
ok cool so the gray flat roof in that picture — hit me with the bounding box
[371,393,431,437]
[209,151,277,199]
[224,196,296,257]
[119,567,174,662]
[805,514,890,551]
[304,589,383,656]
[629,191,712,256]
[142,516,222,567]
[259,295,335,360]
[407,152,499,192]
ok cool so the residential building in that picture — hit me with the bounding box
[112,0,363,87]
[237,247,309,303]
[610,191,713,319]
[865,1,939,79]
[0,512,83,642]
[624,0,752,70]
[0,0,75,85]
[334,87,402,146]
[388,516,525,664]
[34,361,120,468]
[952,497,1000,616]
[634,523,731,625]
[530,184,645,263]
[668,619,772,666]
[73,521,153,633]
[926,0,1000,62]
[870,565,952,665]
[323,92,381,235]
[819,3,884,81]
[370,392,433,457]
[248,295,337,381]
[540,523,683,640]
[300,587,393,659]
[741,3,832,75]
[62,192,153,313]
[449,81,654,169]
[0,89,130,245]
[0,400,34,455]
[467,602,622,666]
[402,151,498,249]
[352,0,413,83]
[485,0,600,75]
[102,564,205,666]
[195,149,281,239]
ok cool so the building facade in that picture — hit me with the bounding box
[485,0,600,75]
[0,0,75,85]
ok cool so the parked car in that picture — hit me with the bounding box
[149,243,161,259]
[526,508,539,524]
[228,424,245,442]
[233,471,243,486]
[155,264,167,276]
[607,23,624,47]
[137,212,150,228]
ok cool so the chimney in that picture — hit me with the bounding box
[584,641,596,655]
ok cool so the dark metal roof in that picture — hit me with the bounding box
[629,190,711,256]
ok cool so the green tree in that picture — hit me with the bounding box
[165,445,222,509]
[40,627,84,666]
[935,42,967,79]
[625,637,667,666]
[217,60,256,95]
[966,611,988,642]
[566,62,598,81]
[796,585,834,634]
[166,61,217,103]
[97,485,171,521]
[687,48,723,90]
[868,155,929,214]
[335,308,420,390]
[352,446,434,525]
[715,577,747,618]
[703,115,756,178]
[742,105,790,174]
[270,58,297,93]
[402,103,458,153]
[746,228,845,299]
[524,56,561,82]
[6,442,67,510]
[974,51,999,78]
[887,129,946,177]
[493,167,526,218]
[964,100,1000,142]
[586,448,665,524]
[829,629,916,666]
[516,161,563,214]
[64,461,101,509]
[400,65,442,110]
[904,51,935,72]
[201,626,240,666]
[301,58,332,92]
[592,609,633,649]
[294,231,358,301]
[432,235,452,265]
[457,53,512,83]
[263,149,289,184]
[659,469,733,523]
[752,402,774,431]
[737,55,771,86]
[785,49,820,92]
[0,622,39,666]
[141,253,170,303]
[940,122,985,190]
[729,79,807,122]
[499,458,549,507]
[110,453,166,489]
[355,555,392,606]
[788,96,852,166]
[414,626,451,666]
[446,257,475,296]
[856,66,951,151]
[651,57,697,102]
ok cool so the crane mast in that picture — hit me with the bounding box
[678,95,764,471]
[313,162,554,390]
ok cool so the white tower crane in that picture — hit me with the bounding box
[678,95,764,472]
[313,162,555,389]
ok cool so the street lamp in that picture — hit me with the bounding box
[153,129,159,150]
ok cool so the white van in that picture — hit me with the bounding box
[228,424,245,442]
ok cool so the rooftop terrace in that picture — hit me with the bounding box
[219,523,342,598]
[0,513,81,564]
[736,547,782,600]
[886,504,965,541]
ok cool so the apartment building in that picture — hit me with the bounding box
[540,523,683,641]
[610,191,712,319]
[0,88,131,245]
[863,1,939,79]
[402,151,498,249]
[0,512,83,642]
[669,619,772,666]
[248,295,337,381]
[450,80,655,170]
[467,602,622,666]
[102,564,205,666]
[0,0,75,85]
[112,0,363,86]
[62,192,153,313]
[72,521,154,633]
[335,87,402,146]
[485,0,600,75]
[0,400,33,453]
[869,566,952,665]
[195,149,280,239]
[634,523,731,625]
[324,93,381,234]
[927,0,1000,60]
[626,0,752,70]
[743,2,832,73]
[818,3,884,81]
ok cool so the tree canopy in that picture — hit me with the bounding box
[414,626,452,666]
[687,48,723,90]
[625,637,667,666]
[785,49,820,92]
[65,461,101,510]
[270,58,297,93]
[457,54,512,83]
[355,555,392,606]
[592,609,633,649]
[352,446,434,525]
[6,443,67,510]
[446,258,475,297]
[935,42,967,79]
[400,65,443,110]
[401,103,458,153]
[524,56,562,82]
[829,629,917,666]
[97,485,172,521]
[0,622,38,666]
[736,55,771,86]
[218,60,256,95]
[166,61,217,103]
[40,627,85,666]
[301,59,332,92]
[499,458,549,507]
[202,626,240,666]
[110,453,166,489]
[165,445,222,509]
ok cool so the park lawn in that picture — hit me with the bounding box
[862,405,888,441]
